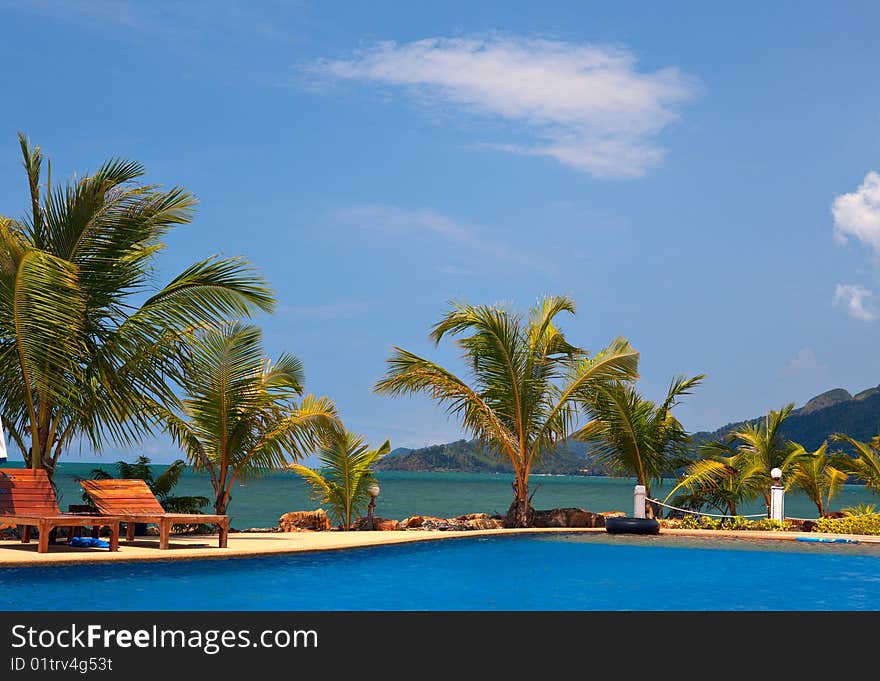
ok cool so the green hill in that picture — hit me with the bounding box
[378,438,603,475]
[381,384,880,473]
[690,385,880,451]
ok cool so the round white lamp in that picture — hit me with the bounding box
[366,483,380,530]
[770,467,783,484]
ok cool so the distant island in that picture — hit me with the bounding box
[377,384,880,474]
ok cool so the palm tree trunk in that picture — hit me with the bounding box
[505,470,534,528]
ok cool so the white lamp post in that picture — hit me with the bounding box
[367,483,380,530]
[769,467,784,522]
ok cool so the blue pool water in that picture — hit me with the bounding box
[2,534,879,610]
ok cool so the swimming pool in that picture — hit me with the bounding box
[2,534,879,610]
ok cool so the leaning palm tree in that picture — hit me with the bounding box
[290,429,390,529]
[787,442,847,517]
[664,452,766,517]
[830,433,880,495]
[374,296,639,527]
[0,134,274,480]
[149,323,338,515]
[574,375,704,516]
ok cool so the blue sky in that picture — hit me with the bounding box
[1,1,880,463]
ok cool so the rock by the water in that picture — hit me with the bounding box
[456,513,490,521]
[279,509,332,532]
[351,516,400,531]
[532,507,610,528]
[464,517,503,530]
[375,518,400,531]
[400,515,445,529]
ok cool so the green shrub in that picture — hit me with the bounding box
[662,516,790,531]
[813,514,880,536]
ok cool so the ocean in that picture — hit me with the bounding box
[2,461,876,529]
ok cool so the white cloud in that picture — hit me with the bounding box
[307,36,700,177]
[832,171,880,254]
[834,284,878,321]
[782,347,827,373]
[334,204,555,274]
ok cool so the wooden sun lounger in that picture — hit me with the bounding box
[80,479,229,549]
[0,468,120,553]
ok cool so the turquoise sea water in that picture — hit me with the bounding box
[3,461,877,529]
[2,533,879,610]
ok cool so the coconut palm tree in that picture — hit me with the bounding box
[663,452,766,517]
[787,442,847,517]
[574,375,704,516]
[290,429,390,529]
[374,296,639,527]
[699,404,802,514]
[0,134,274,480]
[830,433,880,495]
[149,323,338,515]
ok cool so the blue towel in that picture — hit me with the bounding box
[68,536,110,549]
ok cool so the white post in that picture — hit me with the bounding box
[634,485,646,519]
[769,467,784,522]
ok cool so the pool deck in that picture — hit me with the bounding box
[1,526,879,567]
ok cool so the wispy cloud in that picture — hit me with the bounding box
[6,0,296,41]
[306,35,700,177]
[333,204,555,274]
[833,171,880,255]
[834,283,878,321]
[781,347,827,374]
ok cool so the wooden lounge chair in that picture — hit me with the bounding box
[0,468,120,553]
[80,479,229,549]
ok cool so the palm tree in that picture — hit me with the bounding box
[289,429,390,529]
[80,455,209,514]
[830,434,880,495]
[787,443,847,517]
[0,134,274,480]
[574,375,704,516]
[149,323,338,515]
[664,453,767,517]
[374,296,639,527]
[698,404,802,514]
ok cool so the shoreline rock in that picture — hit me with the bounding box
[279,509,332,532]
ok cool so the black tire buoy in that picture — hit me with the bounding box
[605,516,660,535]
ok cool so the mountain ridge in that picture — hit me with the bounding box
[379,384,880,473]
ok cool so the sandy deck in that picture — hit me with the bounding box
[1,526,878,567]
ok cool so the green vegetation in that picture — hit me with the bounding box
[574,375,703,516]
[667,453,765,516]
[690,386,880,453]
[80,455,209,514]
[662,516,791,531]
[374,295,638,527]
[376,438,597,475]
[787,443,847,517]
[0,134,273,480]
[669,405,803,516]
[813,514,880,536]
[842,503,876,516]
[830,434,880,493]
[290,429,390,529]
[148,323,338,515]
